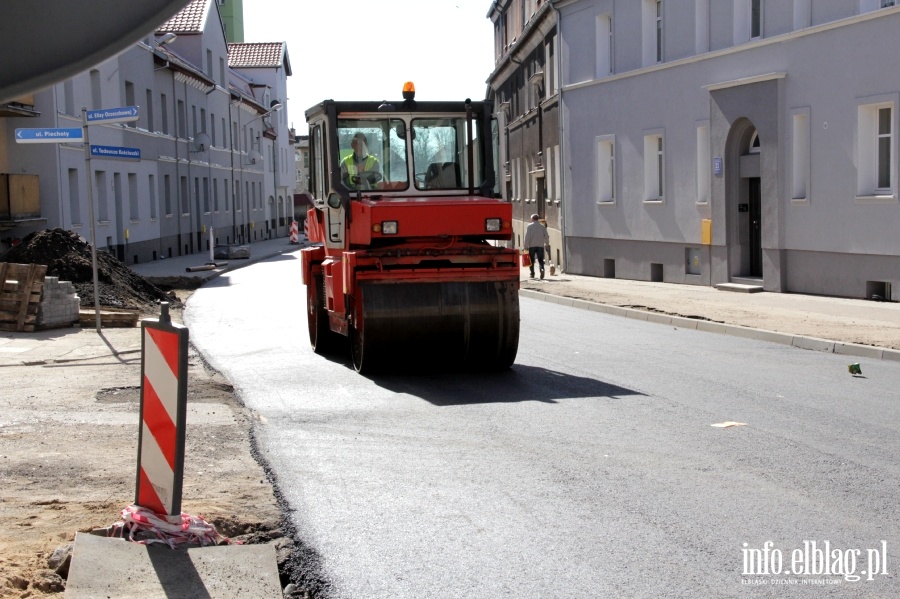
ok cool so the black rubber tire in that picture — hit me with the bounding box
[307,275,339,354]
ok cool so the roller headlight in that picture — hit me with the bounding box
[485,218,501,232]
[382,221,398,235]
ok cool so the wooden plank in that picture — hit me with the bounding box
[0,263,46,332]
[15,264,37,331]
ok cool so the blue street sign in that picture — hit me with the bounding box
[15,127,83,144]
[86,105,139,125]
[90,145,141,161]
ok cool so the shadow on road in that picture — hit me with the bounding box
[369,364,644,406]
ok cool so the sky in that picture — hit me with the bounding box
[242,0,496,134]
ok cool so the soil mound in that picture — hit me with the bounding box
[0,228,178,310]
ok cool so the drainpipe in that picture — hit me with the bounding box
[550,0,567,273]
[228,99,236,243]
[172,71,182,256]
[184,79,193,254]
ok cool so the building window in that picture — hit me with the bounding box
[161,93,169,135]
[857,101,895,199]
[644,133,664,202]
[177,100,186,138]
[164,175,172,216]
[696,124,710,204]
[68,169,81,225]
[748,130,761,154]
[149,175,158,220]
[642,0,662,66]
[695,0,710,53]
[224,178,230,212]
[146,90,155,132]
[90,69,101,109]
[656,1,663,62]
[128,173,138,220]
[794,0,811,29]
[125,82,135,128]
[877,107,892,190]
[791,110,810,202]
[95,171,108,221]
[596,136,615,204]
[203,177,210,214]
[180,176,189,215]
[595,14,613,78]
[64,81,75,115]
[751,0,762,38]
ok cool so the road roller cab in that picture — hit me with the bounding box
[301,84,520,373]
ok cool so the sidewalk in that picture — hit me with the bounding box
[518,272,900,359]
[129,236,305,284]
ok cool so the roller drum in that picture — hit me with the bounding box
[351,281,519,373]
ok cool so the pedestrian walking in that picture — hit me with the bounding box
[523,214,550,279]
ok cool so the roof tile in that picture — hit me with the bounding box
[228,42,286,68]
[157,0,210,34]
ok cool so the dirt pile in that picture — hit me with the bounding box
[0,228,177,310]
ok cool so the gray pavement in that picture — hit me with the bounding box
[4,236,900,597]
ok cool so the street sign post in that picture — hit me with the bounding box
[14,128,83,144]
[86,105,139,125]
[90,145,141,161]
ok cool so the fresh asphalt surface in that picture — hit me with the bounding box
[185,251,900,598]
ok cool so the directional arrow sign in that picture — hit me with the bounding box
[86,105,139,125]
[91,145,141,161]
[15,128,84,143]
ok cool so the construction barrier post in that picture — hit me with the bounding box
[136,302,189,519]
[289,220,299,244]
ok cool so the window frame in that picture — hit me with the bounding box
[856,94,898,203]
[643,130,665,204]
[596,135,616,205]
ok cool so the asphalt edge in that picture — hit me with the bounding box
[519,288,900,363]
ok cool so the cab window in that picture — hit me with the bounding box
[337,119,409,191]
[412,118,483,191]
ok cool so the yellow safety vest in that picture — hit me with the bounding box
[344,154,378,177]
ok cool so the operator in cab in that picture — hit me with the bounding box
[341,132,381,190]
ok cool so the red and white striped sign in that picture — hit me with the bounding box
[137,316,188,518]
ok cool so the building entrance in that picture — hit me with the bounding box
[748,177,762,277]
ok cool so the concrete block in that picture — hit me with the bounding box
[646,312,672,325]
[792,336,835,353]
[697,321,727,335]
[834,342,884,360]
[668,316,699,330]
[65,532,282,598]
[762,332,792,346]
[725,324,761,340]
[605,306,628,317]
[571,299,594,311]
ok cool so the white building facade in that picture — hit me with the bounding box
[0,0,294,263]
[556,0,900,299]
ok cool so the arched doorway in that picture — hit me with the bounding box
[725,119,763,281]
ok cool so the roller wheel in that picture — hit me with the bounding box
[307,275,338,354]
[351,281,519,373]
[350,298,381,374]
